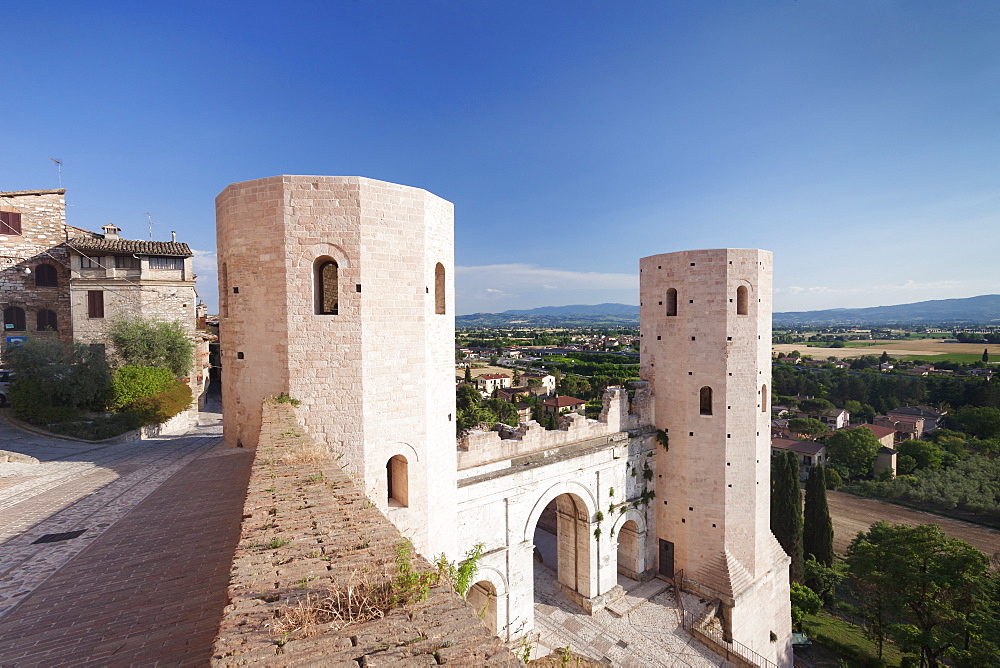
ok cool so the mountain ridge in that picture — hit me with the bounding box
[456,295,1000,326]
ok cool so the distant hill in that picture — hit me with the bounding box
[456,295,1000,328]
[457,303,638,327]
[502,303,639,317]
[773,294,1000,326]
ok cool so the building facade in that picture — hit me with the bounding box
[0,187,207,400]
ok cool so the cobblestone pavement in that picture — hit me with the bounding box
[530,564,731,667]
[0,397,254,666]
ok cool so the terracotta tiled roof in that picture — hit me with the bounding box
[477,373,509,380]
[542,396,585,407]
[858,423,896,439]
[771,438,825,456]
[65,237,192,257]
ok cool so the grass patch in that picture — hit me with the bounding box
[803,609,904,667]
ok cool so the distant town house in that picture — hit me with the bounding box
[521,372,556,396]
[541,395,586,418]
[474,373,510,394]
[794,407,850,430]
[874,414,924,442]
[770,438,827,480]
[857,423,897,449]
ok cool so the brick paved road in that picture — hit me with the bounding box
[0,398,254,666]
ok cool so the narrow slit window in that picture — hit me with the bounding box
[434,262,445,314]
[761,384,768,413]
[736,285,748,315]
[666,288,677,316]
[315,259,339,315]
[220,263,228,317]
[699,386,713,415]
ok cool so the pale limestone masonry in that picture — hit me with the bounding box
[640,249,792,666]
[212,399,518,666]
[217,175,793,666]
[216,176,457,560]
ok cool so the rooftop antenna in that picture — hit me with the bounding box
[146,212,154,240]
[50,158,62,188]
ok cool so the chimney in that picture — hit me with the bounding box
[171,230,177,242]
[101,224,121,239]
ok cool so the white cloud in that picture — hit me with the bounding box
[191,249,218,274]
[456,263,638,291]
[456,263,639,314]
[776,279,961,297]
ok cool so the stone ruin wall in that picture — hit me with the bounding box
[457,387,640,470]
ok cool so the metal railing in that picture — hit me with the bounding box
[670,568,777,668]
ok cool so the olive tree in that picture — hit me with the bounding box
[107,318,193,377]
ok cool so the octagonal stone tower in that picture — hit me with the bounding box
[216,176,457,557]
[640,249,792,666]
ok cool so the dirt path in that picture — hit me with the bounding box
[827,490,1000,556]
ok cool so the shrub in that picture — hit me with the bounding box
[4,338,112,414]
[45,412,143,440]
[128,381,193,425]
[110,366,174,409]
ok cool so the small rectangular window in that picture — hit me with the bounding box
[80,255,99,269]
[87,290,105,318]
[0,211,22,235]
[114,255,141,269]
[149,256,183,270]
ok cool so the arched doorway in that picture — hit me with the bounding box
[616,519,641,580]
[467,580,497,635]
[531,492,593,602]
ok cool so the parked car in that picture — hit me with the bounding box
[0,369,12,407]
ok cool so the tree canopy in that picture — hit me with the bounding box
[847,522,995,666]
[108,318,193,377]
[826,427,880,479]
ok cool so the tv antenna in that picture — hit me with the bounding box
[146,212,155,240]
[50,158,62,188]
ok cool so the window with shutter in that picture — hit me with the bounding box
[37,309,58,331]
[35,264,58,287]
[0,211,22,235]
[3,306,26,331]
[87,291,105,318]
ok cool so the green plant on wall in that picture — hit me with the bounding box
[656,429,669,451]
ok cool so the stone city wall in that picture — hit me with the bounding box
[212,399,518,667]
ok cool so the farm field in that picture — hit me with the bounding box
[827,490,1000,556]
[774,339,1000,360]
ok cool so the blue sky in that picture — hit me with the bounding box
[3,1,999,315]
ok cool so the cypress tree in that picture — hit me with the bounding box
[803,464,834,566]
[770,451,804,582]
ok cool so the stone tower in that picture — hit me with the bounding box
[216,176,457,557]
[640,249,792,666]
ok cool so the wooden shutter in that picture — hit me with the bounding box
[87,290,104,318]
[0,211,22,235]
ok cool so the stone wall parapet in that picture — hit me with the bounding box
[212,399,518,666]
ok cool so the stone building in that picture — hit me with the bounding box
[0,187,207,401]
[1,189,86,347]
[216,175,793,666]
